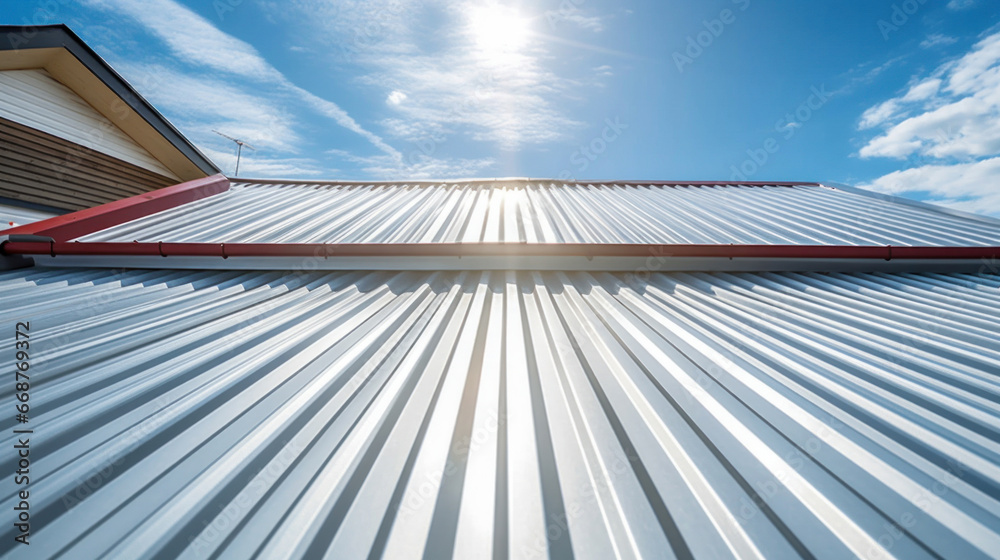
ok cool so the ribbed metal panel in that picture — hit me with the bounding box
[0,69,179,179]
[76,181,1000,246]
[2,267,998,559]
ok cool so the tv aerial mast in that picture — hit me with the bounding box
[213,130,256,176]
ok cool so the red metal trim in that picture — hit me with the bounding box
[0,174,230,241]
[2,242,997,261]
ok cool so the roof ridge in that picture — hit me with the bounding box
[231,178,820,187]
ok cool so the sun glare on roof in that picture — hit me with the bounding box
[467,4,531,64]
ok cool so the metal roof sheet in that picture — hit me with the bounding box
[76,181,1000,246]
[3,266,998,559]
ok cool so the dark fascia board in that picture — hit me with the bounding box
[0,24,220,176]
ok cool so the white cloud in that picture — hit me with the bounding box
[593,65,614,77]
[328,149,495,180]
[857,157,1000,217]
[778,121,802,134]
[947,0,976,10]
[833,56,904,97]
[286,0,584,151]
[81,0,400,161]
[379,118,446,143]
[386,90,408,105]
[556,13,606,33]
[857,30,1000,215]
[920,34,957,49]
[859,100,901,130]
[857,78,942,129]
[115,62,303,153]
[946,31,1000,94]
[541,2,608,32]
[201,146,328,178]
[859,31,1000,160]
[289,84,402,160]
[82,0,281,81]
[901,78,942,101]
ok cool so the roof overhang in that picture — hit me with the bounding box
[0,24,219,180]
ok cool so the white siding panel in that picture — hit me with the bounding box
[0,68,179,180]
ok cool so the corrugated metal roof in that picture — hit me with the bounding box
[3,266,998,559]
[76,181,1000,246]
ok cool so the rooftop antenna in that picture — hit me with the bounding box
[213,130,255,176]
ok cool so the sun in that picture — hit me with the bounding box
[466,5,531,62]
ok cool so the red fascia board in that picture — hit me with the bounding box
[0,174,230,241]
[2,242,998,261]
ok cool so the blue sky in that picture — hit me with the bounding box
[6,0,1000,215]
